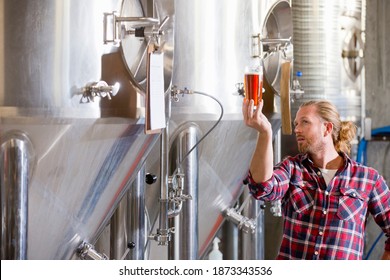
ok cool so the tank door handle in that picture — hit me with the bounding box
[103,11,160,44]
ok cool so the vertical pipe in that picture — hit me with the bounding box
[239,189,264,260]
[128,166,146,259]
[110,196,128,260]
[158,127,170,244]
[110,167,146,260]
[238,193,249,259]
[274,128,281,163]
[270,129,282,217]
[168,124,199,259]
[221,220,238,260]
[1,132,33,260]
[168,215,179,259]
[253,200,265,259]
[179,125,199,259]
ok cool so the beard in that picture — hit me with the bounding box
[297,142,308,153]
[297,138,324,154]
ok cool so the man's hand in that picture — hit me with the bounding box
[242,99,272,135]
[242,99,274,183]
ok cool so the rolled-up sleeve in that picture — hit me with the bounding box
[247,157,294,201]
[247,171,275,199]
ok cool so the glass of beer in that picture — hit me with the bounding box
[244,65,263,107]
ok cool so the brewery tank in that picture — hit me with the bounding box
[144,0,293,259]
[0,0,173,259]
[1,0,293,260]
[291,0,363,121]
[279,0,364,160]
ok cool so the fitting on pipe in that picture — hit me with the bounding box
[77,242,108,260]
[224,208,256,234]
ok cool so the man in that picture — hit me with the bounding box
[242,98,390,260]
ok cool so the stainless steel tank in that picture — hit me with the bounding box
[144,0,293,259]
[1,0,293,260]
[1,0,174,259]
[291,0,363,121]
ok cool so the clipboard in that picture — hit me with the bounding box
[145,44,166,134]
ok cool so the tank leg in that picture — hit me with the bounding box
[1,131,34,260]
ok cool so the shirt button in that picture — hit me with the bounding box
[317,171,321,175]
[319,231,323,236]
[324,191,329,195]
[323,210,327,215]
[352,193,357,197]
[314,251,319,255]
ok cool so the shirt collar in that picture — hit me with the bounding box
[299,151,351,169]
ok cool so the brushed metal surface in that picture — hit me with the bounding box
[0,0,162,259]
[172,0,292,116]
[162,0,288,258]
[292,0,362,120]
[1,0,291,260]
[1,119,158,259]
[1,132,34,259]
[1,0,120,117]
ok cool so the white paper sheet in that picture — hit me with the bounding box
[149,52,166,130]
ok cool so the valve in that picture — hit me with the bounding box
[77,242,108,260]
[167,172,192,217]
[80,81,120,103]
[170,85,193,102]
[270,200,282,217]
[148,228,175,246]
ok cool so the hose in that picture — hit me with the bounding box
[177,91,224,167]
[145,90,224,251]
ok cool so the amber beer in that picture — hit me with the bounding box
[244,72,263,106]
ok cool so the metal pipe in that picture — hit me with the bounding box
[168,124,199,259]
[149,92,172,246]
[261,38,291,45]
[110,194,128,260]
[168,215,179,260]
[221,220,238,260]
[78,242,108,260]
[110,166,146,260]
[128,167,146,259]
[156,127,170,245]
[1,131,34,259]
[270,129,282,217]
[238,188,265,260]
[252,200,265,259]
[179,125,199,260]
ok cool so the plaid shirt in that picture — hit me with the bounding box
[247,152,390,260]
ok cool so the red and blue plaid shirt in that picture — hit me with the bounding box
[247,152,390,260]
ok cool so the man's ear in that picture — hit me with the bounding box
[323,122,333,137]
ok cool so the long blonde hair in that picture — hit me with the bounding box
[300,100,357,155]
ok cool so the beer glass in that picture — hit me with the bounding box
[244,66,263,106]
